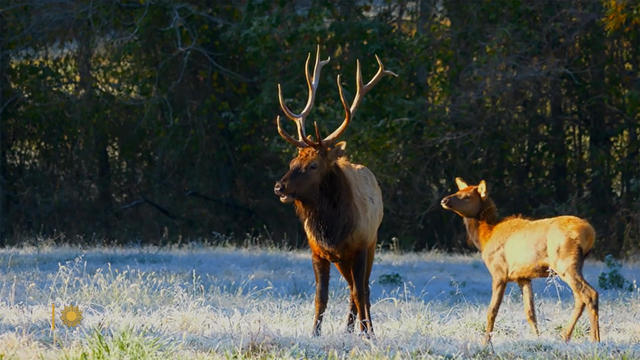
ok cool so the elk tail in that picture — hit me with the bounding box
[579,222,596,257]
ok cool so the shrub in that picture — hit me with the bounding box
[598,254,634,292]
[378,272,403,286]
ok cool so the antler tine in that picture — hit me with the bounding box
[321,55,394,145]
[322,74,351,145]
[302,45,330,118]
[299,120,323,149]
[277,82,310,145]
[302,121,323,149]
[277,82,301,123]
[278,83,308,143]
[276,115,308,148]
[277,45,330,148]
[349,54,398,117]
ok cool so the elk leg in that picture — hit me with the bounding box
[560,268,600,342]
[562,293,585,342]
[351,248,373,335]
[517,279,539,336]
[335,261,357,332]
[574,270,600,342]
[312,254,330,336]
[364,242,376,329]
[582,281,600,342]
[556,267,585,342]
[485,279,506,344]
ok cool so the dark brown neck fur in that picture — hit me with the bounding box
[463,197,499,251]
[294,165,355,250]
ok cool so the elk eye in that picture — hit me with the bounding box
[309,162,318,170]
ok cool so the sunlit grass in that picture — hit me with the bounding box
[0,244,638,359]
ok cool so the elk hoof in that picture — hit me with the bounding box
[359,330,375,341]
[345,324,355,333]
[482,333,492,345]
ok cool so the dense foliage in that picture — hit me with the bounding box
[1,0,639,257]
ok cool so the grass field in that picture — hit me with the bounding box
[0,243,638,359]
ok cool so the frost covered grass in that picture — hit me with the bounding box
[0,244,639,359]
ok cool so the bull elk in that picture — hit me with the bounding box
[441,178,600,343]
[273,46,396,336]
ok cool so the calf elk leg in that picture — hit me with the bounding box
[485,279,506,344]
[518,279,539,336]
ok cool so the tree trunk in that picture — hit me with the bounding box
[550,82,568,203]
[0,13,9,242]
[76,19,113,235]
[585,24,615,254]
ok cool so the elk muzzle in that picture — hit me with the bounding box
[441,196,453,209]
[274,180,294,203]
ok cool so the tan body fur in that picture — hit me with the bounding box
[304,159,383,262]
[477,216,594,281]
[442,178,600,343]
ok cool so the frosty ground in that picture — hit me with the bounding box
[0,244,638,359]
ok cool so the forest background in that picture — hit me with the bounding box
[1,0,639,258]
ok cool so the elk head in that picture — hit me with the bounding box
[440,177,489,218]
[274,46,396,204]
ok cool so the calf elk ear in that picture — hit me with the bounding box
[328,141,347,161]
[478,180,488,199]
[455,177,468,190]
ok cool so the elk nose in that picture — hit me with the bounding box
[441,197,451,208]
[274,181,284,195]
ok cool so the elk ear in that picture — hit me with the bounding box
[477,180,488,199]
[455,177,468,190]
[328,141,347,161]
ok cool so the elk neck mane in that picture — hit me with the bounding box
[463,196,499,251]
[294,159,355,250]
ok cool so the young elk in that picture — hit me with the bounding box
[441,178,600,343]
[273,46,396,336]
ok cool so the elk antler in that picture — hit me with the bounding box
[351,55,398,116]
[276,47,397,148]
[276,45,330,148]
[322,54,397,145]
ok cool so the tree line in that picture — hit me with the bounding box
[1,0,639,257]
